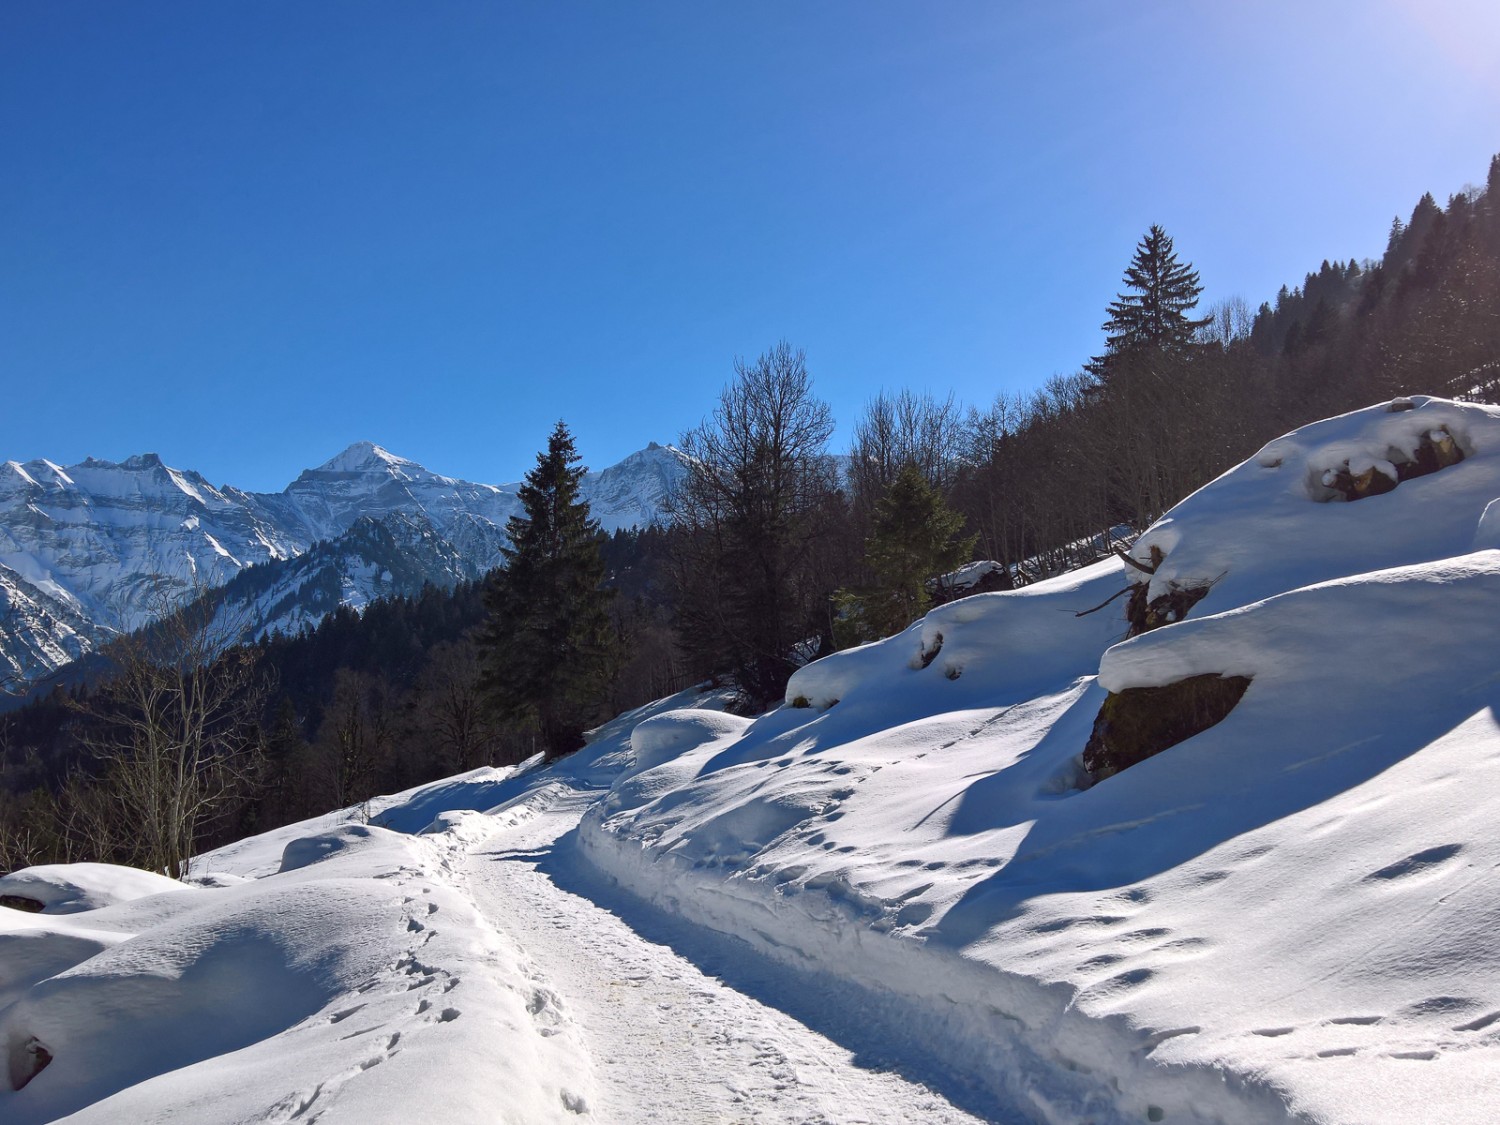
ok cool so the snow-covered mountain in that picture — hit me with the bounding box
[0,442,688,685]
[208,512,475,644]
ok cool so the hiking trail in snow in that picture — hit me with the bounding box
[458,782,996,1124]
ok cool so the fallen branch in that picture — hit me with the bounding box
[1075,585,1135,618]
[1113,546,1157,575]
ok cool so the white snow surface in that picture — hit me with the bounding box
[1,795,599,1125]
[5,398,1500,1122]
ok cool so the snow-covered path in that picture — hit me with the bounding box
[459,782,993,1124]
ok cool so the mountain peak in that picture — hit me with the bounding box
[314,441,415,475]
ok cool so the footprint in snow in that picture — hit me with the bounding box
[1030,914,1128,935]
[1365,843,1463,881]
[1454,1010,1500,1033]
[1078,953,1126,972]
[1399,995,1474,1018]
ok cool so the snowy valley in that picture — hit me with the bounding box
[3,397,1498,1123]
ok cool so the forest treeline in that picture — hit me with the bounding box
[3,154,1498,874]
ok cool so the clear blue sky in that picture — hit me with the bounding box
[4,1,1499,491]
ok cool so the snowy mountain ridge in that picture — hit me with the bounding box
[0,441,689,685]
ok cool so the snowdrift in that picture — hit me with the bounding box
[581,397,1500,1123]
[0,790,597,1125]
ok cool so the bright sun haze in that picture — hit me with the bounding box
[2,0,1498,489]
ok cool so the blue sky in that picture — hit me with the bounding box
[4,1,1499,491]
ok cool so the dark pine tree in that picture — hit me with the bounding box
[1091,224,1211,379]
[477,422,615,758]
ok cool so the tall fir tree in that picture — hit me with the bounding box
[1091,224,1210,380]
[477,422,615,758]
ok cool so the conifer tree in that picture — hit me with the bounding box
[835,462,975,645]
[1086,226,1217,524]
[1091,224,1210,379]
[477,422,614,758]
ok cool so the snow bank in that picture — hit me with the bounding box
[1126,397,1500,617]
[0,799,597,1123]
[580,398,1500,1124]
[0,864,187,915]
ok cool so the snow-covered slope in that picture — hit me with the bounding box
[8,398,1498,1123]
[577,396,1500,1123]
[0,562,94,687]
[0,454,298,643]
[0,441,688,684]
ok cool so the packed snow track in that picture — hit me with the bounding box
[460,781,994,1124]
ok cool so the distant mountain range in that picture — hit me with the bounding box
[0,441,689,687]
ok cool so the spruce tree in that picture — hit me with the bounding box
[477,422,614,758]
[1088,225,1214,525]
[835,462,975,645]
[1091,224,1210,379]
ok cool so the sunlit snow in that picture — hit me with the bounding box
[3,398,1499,1123]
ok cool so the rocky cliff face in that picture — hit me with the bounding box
[0,442,688,687]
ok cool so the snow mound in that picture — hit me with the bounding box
[1,804,597,1124]
[787,557,1126,716]
[277,823,407,873]
[0,864,188,915]
[629,709,751,773]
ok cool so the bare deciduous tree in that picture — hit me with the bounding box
[671,342,839,708]
[848,389,962,511]
[72,583,268,878]
[314,668,390,816]
[419,640,492,773]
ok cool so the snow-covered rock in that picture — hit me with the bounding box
[0,864,186,916]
